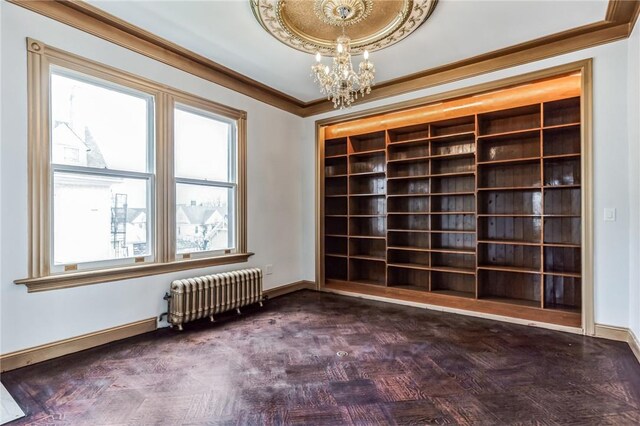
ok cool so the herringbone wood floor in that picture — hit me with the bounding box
[2,290,640,425]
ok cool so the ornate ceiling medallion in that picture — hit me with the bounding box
[250,0,438,55]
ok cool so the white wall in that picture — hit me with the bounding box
[301,39,632,329]
[628,21,640,340]
[2,1,638,356]
[0,3,305,354]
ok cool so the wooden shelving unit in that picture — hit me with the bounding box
[321,75,583,327]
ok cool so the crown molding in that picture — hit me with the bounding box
[7,0,307,115]
[6,0,640,118]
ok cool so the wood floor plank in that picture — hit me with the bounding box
[1,290,639,424]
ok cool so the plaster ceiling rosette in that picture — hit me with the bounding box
[250,0,438,55]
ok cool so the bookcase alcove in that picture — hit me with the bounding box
[318,69,589,328]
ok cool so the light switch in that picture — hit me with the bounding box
[604,208,616,222]
[265,264,273,275]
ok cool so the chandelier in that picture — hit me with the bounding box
[311,6,375,109]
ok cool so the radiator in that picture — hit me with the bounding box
[167,268,263,330]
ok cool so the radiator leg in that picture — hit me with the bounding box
[209,315,215,322]
[259,301,263,307]
[177,324,184,331]
[236,308,241,315]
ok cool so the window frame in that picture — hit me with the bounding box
[49,66,157,272]
[17,38,250,292]
[170,99,240,260]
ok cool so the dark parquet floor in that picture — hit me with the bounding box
[2,290,640,425]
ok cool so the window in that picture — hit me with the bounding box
[174,104,237,258]
[50,69,154,271]
[19,39,249,291]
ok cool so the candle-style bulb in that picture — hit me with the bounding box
[337,43,343,53]
[315,52,321,62]
[363,50,369,60]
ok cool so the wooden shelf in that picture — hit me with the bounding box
[477,239,540,246]
[477,214,541,217]
[480,296,541,309]
[322,87,583,327]
[477,157,540,166]
[429,152,475,160]
[477,127,540,139]
[543,242,581,248]
[387,229,475,234]
[388,263,475,275]
[543,184,581,189]
[350,171,386,177]
[387,131,475,146]
[429,211,476,215]
[388,137,430,146]
[325,253,347,258]
[387,246,476,255]
[387,193,431,198]
[349,279,386,287]
[544,271,581,278]
[388,171,475,181]
[543,153,580,160]
[429,171,475,178]
[430,289,476,299]
[543,122,580,131]
[429,191,475,196]
[350,235,386,240]
[478,265,540,274]
[477,186,541,191]
[350,148,386,156]
[429,131,476,141]
[350,255,386,262]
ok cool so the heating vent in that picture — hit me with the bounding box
[168,268,263,330]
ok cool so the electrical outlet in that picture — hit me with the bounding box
[604,208,616,222]
[265,264,273,275]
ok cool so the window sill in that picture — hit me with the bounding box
[14,253,254,293]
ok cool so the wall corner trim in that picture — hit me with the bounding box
[0,318,157,372]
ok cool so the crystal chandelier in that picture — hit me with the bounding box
[311,7,375,109]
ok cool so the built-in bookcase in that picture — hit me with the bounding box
[321,81,583,327]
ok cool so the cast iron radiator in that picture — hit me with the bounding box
[166,268,263,330]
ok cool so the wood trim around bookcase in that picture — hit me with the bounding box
[317,61,593,332]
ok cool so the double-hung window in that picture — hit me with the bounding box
[174,103,237,258]
[50,68,155,272]
[19,39,249,291]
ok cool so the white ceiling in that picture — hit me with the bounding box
[87,0,609,102]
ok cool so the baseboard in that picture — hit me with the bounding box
[594,323,640,364]
[264,280,316,299]
[0,281,316,372]
[629,329,640,363]
[0,318,157,372]
[594,324,629,342]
